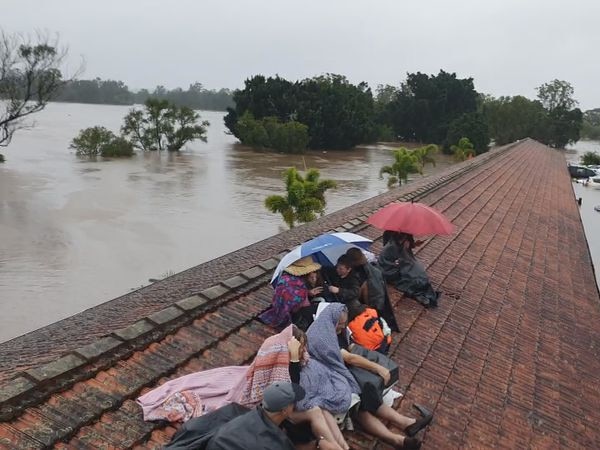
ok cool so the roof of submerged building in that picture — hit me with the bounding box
[0,138,599,449]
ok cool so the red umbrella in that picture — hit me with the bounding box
[367,202,454,236]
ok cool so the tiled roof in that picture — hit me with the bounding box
[1,139,599,449]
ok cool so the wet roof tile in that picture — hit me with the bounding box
[1,140,599,449]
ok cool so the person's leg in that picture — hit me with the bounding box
[355,411,420,449]
[375,404,433,437]
[295,440,338,450]
[289,408,343,450]
[321,409,349,450]
[374,404,415,429]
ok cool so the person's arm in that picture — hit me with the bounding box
[336,275,360,303]
[288,337,302,384]
[340,348,391,385]
[288,361,301,384]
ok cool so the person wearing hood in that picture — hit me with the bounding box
[345,247,399,332]
[378,232,440,308]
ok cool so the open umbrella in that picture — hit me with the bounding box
[367,202,454,236]
[270,232,372,286]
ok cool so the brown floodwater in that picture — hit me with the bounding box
[0,102,456,342]
[566,140,600,288]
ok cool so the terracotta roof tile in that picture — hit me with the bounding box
[1,140,599,449]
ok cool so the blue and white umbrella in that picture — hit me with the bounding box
[270,232,373,286]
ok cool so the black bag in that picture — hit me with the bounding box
[348,344,399,392]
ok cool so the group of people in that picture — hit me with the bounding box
[137,231,439,449]
[260,230,440,349]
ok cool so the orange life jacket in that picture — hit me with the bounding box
[348,307,391,351]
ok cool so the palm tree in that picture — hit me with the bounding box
[413,144,438,174]
[265,167,337,228]
[451,137,476,162]
[380,148,420,188]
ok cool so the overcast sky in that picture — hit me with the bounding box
[4,0,599,109]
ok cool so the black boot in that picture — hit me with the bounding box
[398,437,421,449]
[404,404,433,437]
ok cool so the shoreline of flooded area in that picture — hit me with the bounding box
[0,102,455,342]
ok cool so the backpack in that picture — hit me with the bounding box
[348,307,391,351]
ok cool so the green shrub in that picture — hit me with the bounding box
[445,112,490,155]
[375,124,396,142]
[100,136,135,157]
[235,112,270,147]
[71,126,134,158]
[270,121,309,153]
[0,153,5,163]
[235,112,308,153]
[581,151,600,166]
[70,126,115,157]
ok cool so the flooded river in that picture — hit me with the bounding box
[1,103,598,343]
[0,102,455,342]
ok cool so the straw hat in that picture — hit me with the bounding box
[284,256,322,276]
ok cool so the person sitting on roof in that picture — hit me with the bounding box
[321,254,361,305]
[138,325,348,450]
[295,303,431,449]
[346,300,392,354]
[378,232,440,308]
[205,382,316,450]
[288,267,329,331]
[345,247,399,332]
[259,256,322,330]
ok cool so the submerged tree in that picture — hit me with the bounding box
[535,80,582,148]
[0,31,75,161]
[413,144,438,174]
[379,148,420,187]
[70,126,133,158]
[121,98,209,152]
[265,167,336,228]
[581,151,600,166]
[451,137,476,162]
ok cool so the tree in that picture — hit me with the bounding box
[482,95,547,145]
[451,137,476,162]
[55,78,134,105]
[581,151,600,166]
[0,31,74,161]
[224,75,298,139]
[385,70,479,144]
[295,74,376,149]
[70,126,114,157]
[265,167,336,228]
[70,126,134,158]
[534,80,582,148]
[536,79,578,111]
[542,106,582,148]
[380,148,420,187]
[225,73,376,150]
[121,98,209,152]
[412,144,438,174]
[581,109,600,140]
[445,112,490,154]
